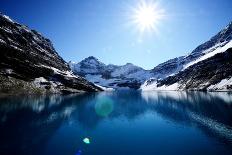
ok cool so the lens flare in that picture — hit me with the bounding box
[83,138,90,144]
[95,97,114,117]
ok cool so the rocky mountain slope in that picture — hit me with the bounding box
[142,22,232,91]
[69,56,153,89]
[0,13,102,94]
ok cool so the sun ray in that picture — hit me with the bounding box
[131,0,165,33]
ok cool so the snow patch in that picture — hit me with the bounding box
[208,77,232,91]
[94,84,114,91]
[0,27,13,33]
[5,69,13,74]
[33,77,48,87]
[40,65,78,78]
[10,44,23,51]
[2,15,14,23]
[0,38,6,44]
[183,41,232,70]
[140,80,179,91]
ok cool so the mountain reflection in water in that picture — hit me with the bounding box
[0,91,232,155]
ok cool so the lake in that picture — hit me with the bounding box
[0,91,232,155]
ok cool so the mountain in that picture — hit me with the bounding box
[2,13,231,92]
[142,22,232,91]
[0,13,102,94]
[71,22,232,91]
[69,57,153,89]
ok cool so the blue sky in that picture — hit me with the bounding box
[1,0,232,69]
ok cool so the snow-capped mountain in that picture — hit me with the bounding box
[0,13,102,94]
[69,57,153,89]
[151,22,232,79]
[71,22,232,91]
[142,22,232,91]
[1,13,231,92]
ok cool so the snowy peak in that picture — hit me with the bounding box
[70,57,153,89]
[111,63,145,77]
[81,56,106,68]
[122,63,145,71]
[71,56,106,75]
[83,56,103,64]
[191,22,232,57]
[142,21,232,91]
[151,21,232,80]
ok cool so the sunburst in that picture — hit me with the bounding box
[131,0,165,33]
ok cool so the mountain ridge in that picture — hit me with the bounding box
[69,56,153,89]
[1,13,232,92]
[0,13,102,94]
[151,21,232,80]
[142,21,232,91]
[71,21,232,91]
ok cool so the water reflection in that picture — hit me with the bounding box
[0,91,232,155]
[141,91,232,145]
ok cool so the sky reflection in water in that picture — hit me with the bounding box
[0,91,232,155]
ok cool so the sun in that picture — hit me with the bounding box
[131,0,165,33]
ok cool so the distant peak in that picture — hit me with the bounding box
[125,63,134,66]
[85,56,98,60]
[68,61,75,64]
[80,56,106,66]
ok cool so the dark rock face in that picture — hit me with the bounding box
[0,13,102,94]
[0,14,68,71]
[157,48,232,90]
